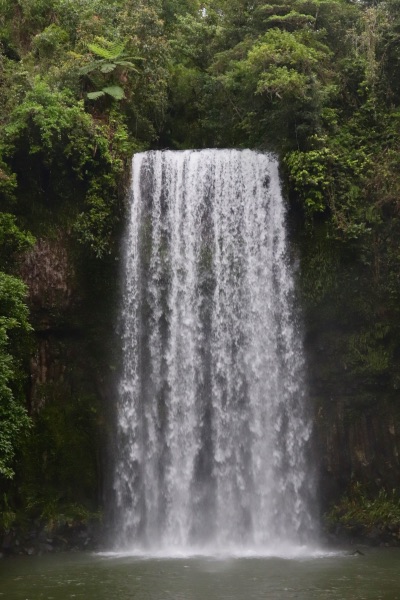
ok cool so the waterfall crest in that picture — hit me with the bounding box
[113,149,315,554]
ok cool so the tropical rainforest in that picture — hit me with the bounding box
[1,0,400,546]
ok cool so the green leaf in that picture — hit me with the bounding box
[119,56,143,62]
[79,62,99,75]
[114,60,139,71]
[87,41,125,61]
[100,63,117,73]
[87,91,105,100]
[102,86,125,100]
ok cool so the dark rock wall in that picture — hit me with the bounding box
[314,394,400,510]
[301,251,400,511]
[16,233,113,516]
[20,235,83,410]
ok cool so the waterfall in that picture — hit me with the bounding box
[113,149,315,554]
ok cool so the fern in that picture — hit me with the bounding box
[102,86,125,100]
[87,86,125,101]
[87,90,105,100]
[100,63,117,74]
[87,41,125,60]
[81,38,141,101]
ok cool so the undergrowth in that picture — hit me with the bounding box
[327,482,400,532]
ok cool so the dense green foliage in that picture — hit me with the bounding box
[327,483,400,537]
[0,209,34,482]
[1,0,400,532]
[0,271,32,479]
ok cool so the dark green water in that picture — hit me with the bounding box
[1,549,399,600]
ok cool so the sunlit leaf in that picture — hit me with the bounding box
[87,90,105,100]
[87,41,125,60]
[103,86,125,100]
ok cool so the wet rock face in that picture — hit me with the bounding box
[19,235,78,316]
[304,319,400,510]
[0,521,102,557]
[298,237,400,511]
[13,233,104,513]
[314,397,400,509]
[18,234,84,413]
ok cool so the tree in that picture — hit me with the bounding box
[0,272,32,479]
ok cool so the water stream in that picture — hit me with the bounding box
[113,149,315,554]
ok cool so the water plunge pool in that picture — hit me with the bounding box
[1,548,400,600]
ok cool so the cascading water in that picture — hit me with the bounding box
[113,149,316,555]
